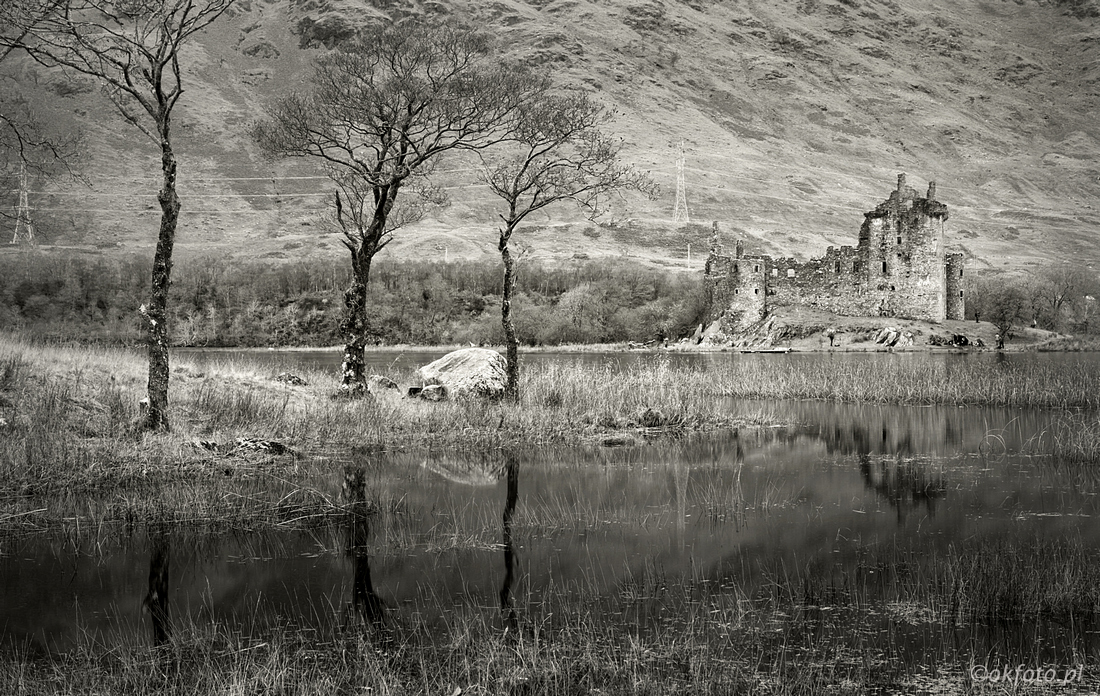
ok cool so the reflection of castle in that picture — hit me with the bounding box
[859,453,947,524]
[704,174,966,333]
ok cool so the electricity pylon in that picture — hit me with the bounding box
[672,140,689,224]
[11,161,35,245]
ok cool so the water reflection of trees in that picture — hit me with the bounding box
[343,466,386,631]
[500,453,519,632]
[143,530,170,646]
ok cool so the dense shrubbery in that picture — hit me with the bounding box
[0,252,705,347]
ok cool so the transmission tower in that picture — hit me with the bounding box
[11,161,35,245]
[672,140,689,224]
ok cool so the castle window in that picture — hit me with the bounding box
[753,265,759,273]
[754,288,759,294]
[853,261,860,273]
[787,268,796,278]
[881,261,887,273]
[960,269,964,278]
[734,289,739,294]
[733,263,738,273]
[897,236,902,245]
[890,285,895,291]
[835,262,841,273]
[960,290,964,297]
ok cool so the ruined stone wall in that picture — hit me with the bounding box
[766,245,883,316]
[945,253,965,320]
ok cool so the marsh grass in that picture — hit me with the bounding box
[713,356,1100,409]
[7,539,1095,696]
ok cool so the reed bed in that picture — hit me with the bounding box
[712,356,1100,409]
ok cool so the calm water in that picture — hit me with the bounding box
[3,350,1099,671]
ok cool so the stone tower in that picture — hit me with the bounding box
[857,175,950,321]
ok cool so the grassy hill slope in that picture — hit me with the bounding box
[4,0,1099,275]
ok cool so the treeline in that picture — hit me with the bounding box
[966,263,1100,336]
[0,252,705,347]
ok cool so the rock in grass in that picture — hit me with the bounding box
[415,348,507,400]
[274,372,307,386]
[368,374,399,392]
[418,384,447,402]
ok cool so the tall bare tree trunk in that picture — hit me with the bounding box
[340,246,372,392]
[499,225,519,401]
[143,126,180,431]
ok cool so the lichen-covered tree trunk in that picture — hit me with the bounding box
[499,226,520,401]
[340,244,374,392]
[143,131,180,431]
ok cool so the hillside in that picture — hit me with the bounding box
[3,0,1100,276]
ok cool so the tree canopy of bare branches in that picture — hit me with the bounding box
[253,19,549,391]
[1,0,235,429]
[481,93,656,398]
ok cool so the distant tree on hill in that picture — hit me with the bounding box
[253,19,547,394]
[480,93,655,399]
[1,0,235,430]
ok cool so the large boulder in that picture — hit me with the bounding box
[415,348,507,400]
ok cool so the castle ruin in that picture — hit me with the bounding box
[703,174,965,333]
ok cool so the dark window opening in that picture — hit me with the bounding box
[881,261,887,273]
[854,262,860,273]
[753,265,759,272]
[897,236,902,245]
[733,263,738,273]
[960,290,964,297]
[890,285,895,291]
[960,269,964,277]
[835,262,841,273]
[754,288,759,294]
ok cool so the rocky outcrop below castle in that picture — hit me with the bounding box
[698,306,994,352]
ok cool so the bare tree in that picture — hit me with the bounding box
[1,0,235,429]
[253,20,547,393]
[481,94,655,399]
[983,277,1029,349]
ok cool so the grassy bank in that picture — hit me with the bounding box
[0,333,763,531]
